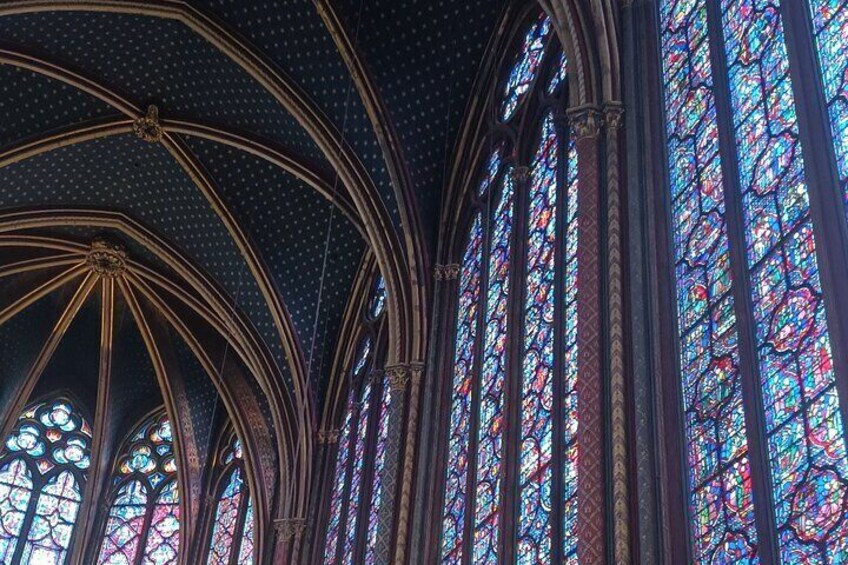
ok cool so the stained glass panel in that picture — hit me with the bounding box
[97,480,148,565]
[237,497,255,565]
[368,276,388,319]
[562,135,579,563]
[472,170,515,563]
[720,0,848,560]
[364,376,391,564]
[547,51,569,95]
[341,383,371,565]
[141,480,180,565]
[353,337,373,378]
[658,0,760,561]
[206,469,244,565]
[501,14,552,121]
[19,471,81,565]
[0,459,31,562]
[324,400,355,564]
[439,213,484,563]
[809,0,848,219]
[517,114,558,563]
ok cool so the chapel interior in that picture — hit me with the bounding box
[0,0,846,564]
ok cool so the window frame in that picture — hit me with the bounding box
[322,270,390,565]
[431,7,577,563]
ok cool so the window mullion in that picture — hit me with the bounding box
[334,397,361,565]
[354,373,381,564]
[549,110,569,565]
[503,163,531,563]
[133,483,159,565]
[461,203,494,565]
[703,2,780,562]
[10,466,41,565]
[228,471,250,565]
[783,0,848,444]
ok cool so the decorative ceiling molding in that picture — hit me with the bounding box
[312,0,429,363]
[0,2,417,405]
[0,218,288,557]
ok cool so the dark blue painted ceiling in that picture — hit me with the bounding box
[0,2,504,411]
[0,11,323,160]
[187,136,365,384]
[333,0,503,247]
[0,133,290,385]
[0,66,115,145]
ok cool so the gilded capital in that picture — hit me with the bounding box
[567,106,602,139]
[385,364,410,392]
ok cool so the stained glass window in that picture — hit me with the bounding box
[501,12,552,121]
[205,434,253,565]
[97,411,180,565]
[324,267,391,564]
[368,276,387,319]
[0,398,91,565]
[438,16,577,563]
[658,0,848,561]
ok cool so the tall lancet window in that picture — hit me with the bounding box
[96,411,179,565]
[0,398,91,564]
[324,274,391,565]
[205,433,254,565]
[437,11,579,564]
[658,0,848,562]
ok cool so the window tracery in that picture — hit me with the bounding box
[0,398,91,564]
[205,433,253,565]
[437,11,578,564]
[97,411,180,565]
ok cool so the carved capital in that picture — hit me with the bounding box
[86,237,127,278]
[318,428,340,444]
[133,105,163,143]
[434,263,460,281]
[409,361,425,384]
[275,518,308,541]
[603,102,625,130]
[385,364,410,392]
[567,106,602,139]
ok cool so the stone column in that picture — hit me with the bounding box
[567,105,606,565]
[390,362,425,565]
[604,102,630,565]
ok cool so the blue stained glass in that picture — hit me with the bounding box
[97,481,148,565]
[20,471,81,565]
[236,497,255,565]
[353,336,373,378]
[368,276,387,319]
[341,383,372,565]
[518,114,558,563]
[809,0,848,219]
[472,170,515,563]
[439,213,484,564]
[562,134,579,564]
[0,459,31,562]
[364,376,392,564]
[659,0,760,561]
[720,0,848,561]
[501,13,552,121]
[324,400,355,564]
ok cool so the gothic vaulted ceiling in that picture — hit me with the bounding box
[0,0,503,418]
